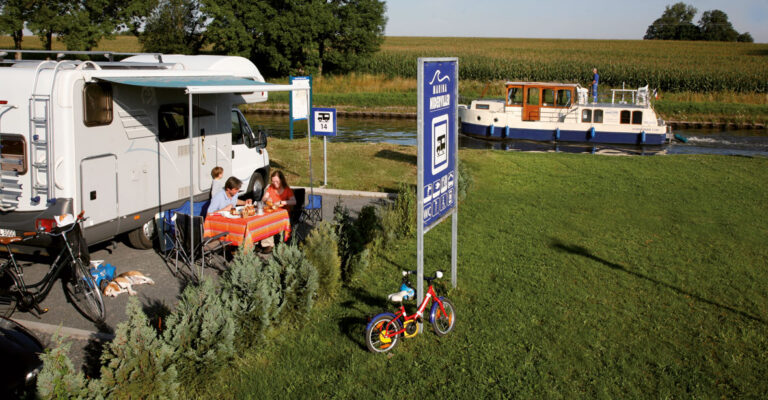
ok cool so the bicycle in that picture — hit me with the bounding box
[365,270,456,353]
[0,212,105,322]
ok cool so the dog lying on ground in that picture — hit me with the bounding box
[102,270,155,297]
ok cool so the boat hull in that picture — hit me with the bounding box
[461,121,667,145]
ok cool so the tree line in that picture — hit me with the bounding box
[644,2,753,42]
[0,0,387,77]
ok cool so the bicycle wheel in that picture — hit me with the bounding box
[365,314,401,353]
[430,297,456,336]
[63,257,105,322]
[0,269,18,317]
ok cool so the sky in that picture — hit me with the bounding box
[384,0,768,43]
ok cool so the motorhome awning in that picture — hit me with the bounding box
[95,75,309,94]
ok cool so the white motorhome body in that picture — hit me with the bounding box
[0,51,309,251]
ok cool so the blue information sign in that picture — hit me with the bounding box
[419,59,457,231]
[311,107,337,136]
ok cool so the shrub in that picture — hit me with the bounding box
[355,205,381,246]
[37,333,89,399]
[380,183,416,242]
[457,160,474,203]
[163,277,235,390]
[301,221,342,300]
[268,243,319,324]
[219,245,272,347]
[99,297,178,399]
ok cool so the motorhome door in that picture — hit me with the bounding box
[80,155,118,232]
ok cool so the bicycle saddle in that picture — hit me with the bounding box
[387,290,411,303]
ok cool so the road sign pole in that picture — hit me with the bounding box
[323,137,327,186]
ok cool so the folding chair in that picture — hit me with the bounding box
[301,193,322,224]
[174,213,230,278]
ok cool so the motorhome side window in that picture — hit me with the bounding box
[158,104,213,142]
[232,109,255,147]
[0,134,27,174]
[507,87,523,106]
[83,82,113,127]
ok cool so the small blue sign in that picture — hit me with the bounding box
[420,60,457,230]
[311,107,337,137]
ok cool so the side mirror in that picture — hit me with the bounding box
[257,129,268,148]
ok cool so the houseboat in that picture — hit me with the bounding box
[459,82,670,145]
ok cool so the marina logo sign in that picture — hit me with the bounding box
[419,59,457,232]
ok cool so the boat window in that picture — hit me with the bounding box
[475,104,490,110]
[632,111,643,124]
[507,87,523,106]
[556,89,572,107]
[83,82,113,127]
[527,88,539,106]
[620,110,631,124]
[542,89,555,106]
[157,104,214,142]
[594,109,604,123]
[581,109,592,123]
[0,134,27,175]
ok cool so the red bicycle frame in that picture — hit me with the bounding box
[382,284,447,338]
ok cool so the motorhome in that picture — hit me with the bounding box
[0,50,309,252]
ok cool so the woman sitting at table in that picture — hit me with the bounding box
[208,176,252,215]
[262,170,296,211]
[259,170,296,253]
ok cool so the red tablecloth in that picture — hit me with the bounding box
[204,209,291,247]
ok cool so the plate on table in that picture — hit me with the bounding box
[220,211,240,219]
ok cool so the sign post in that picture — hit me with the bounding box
[311,107,337,186]
[417,58,459,304]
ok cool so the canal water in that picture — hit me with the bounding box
[245,114,768,157]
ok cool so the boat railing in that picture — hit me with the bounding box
[610,84,650,106]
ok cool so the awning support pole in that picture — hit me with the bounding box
[188,93,195,275]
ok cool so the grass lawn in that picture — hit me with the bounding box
[202,150,768,398]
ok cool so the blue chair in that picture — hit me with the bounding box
[302,194,322,224]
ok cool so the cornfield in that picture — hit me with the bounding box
[361,37,768,93]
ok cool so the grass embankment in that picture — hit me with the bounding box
[204,147,768,398]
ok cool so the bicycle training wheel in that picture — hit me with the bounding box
[63,257,105,322]
[0,270,18,317]
[365,314,401,353]
[430,298,456,336]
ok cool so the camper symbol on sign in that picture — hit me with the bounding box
[311,108,337,136]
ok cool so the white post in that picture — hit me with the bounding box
[188,93,195,272]
[323,136,327,186]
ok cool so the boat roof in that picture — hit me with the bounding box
[505,82,581,88]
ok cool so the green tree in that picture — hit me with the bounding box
[27,0,72,50]
[737,32,754,43]
[698,9,739,42]
[0,0,35,50]
[203,0,386,77]
[320,0,387,74]
[140,0,206,54]
[644,2,700,40]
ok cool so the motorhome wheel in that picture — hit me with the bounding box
[127,220,155,249]
[247,171,265,200]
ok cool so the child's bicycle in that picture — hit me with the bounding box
[365,270,456,353]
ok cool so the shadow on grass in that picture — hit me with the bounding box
[339,286,390,351]
[551,239,766,325]
[374,149,416,165]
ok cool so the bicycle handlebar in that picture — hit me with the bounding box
[401,270,444,280]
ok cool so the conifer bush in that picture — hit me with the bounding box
[163,277,235,390]
[269,243,319,324]
[99,297,179,399]
[37,333,89,399]
[380,183,416,242]
[301,221,342,300]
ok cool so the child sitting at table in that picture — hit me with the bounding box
[259,170,296,253]
[210,166,224,199]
